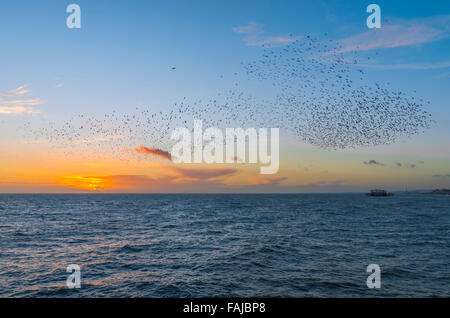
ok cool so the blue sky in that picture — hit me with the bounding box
[1,1,449,116]
[0,0,449,192]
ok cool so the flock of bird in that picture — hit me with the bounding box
[242,36,432,148]
[23,34,433,159]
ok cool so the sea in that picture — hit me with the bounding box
[0,193,448,297]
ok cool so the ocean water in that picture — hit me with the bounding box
[0,193,448,298]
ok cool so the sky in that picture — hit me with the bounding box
[0,0,449,193]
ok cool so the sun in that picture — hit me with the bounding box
[59,175,110,191]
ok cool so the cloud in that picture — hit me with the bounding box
[304,180,345,187]
[80,135,122,144]
[224,178,356,194]
[170,167,237,181]
[58,168,238,192]
[361,60,450,70]
[363,160,384,166]
[436,71,450,79]
[432,174,450,178]
[233,21,300,47]
[5,173,362,193]
[1,85,30,96]
[133,146,172,161]
[232,21,260,34]
[0,85,44,115]
[395,161,424,168]
[336,15,450,53]
[248,176,287,185]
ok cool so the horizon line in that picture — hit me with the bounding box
[0,190,440,195]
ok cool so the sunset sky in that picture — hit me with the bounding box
[0,0,449,193]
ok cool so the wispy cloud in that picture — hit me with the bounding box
[80,135,123,144]
[233,21,300,47]
[395,161,424,168]
[54,77,64,88]
[248,176,287,185]
[432,174,450,179]
[363,160,384,166]
[1,85,30,96]
[305,180,345,187]
[170,167,237,181]
[360,60,450,70]
[336,15,450,53]
[0,85,44,115]
[436,71,450,79]
[132,146,173,161]
[59,167,238,192]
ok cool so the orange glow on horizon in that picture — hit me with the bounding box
[59,175,113,191]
